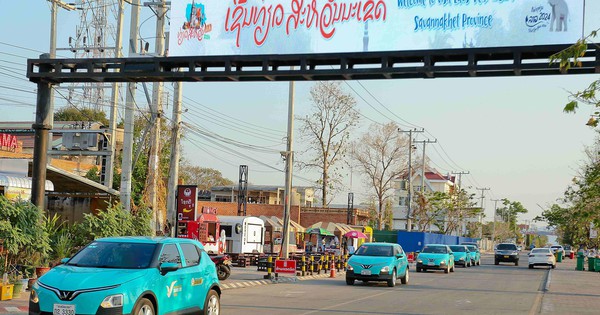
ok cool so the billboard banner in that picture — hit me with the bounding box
[177,185,198,221]
[169,0,585,57]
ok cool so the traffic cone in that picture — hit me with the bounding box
[330,261,336,278]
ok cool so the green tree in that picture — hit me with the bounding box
[496,199,528,234]
[179,162,234,189]
[54,106,109,126]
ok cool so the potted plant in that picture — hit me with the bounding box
[8,272,23,298]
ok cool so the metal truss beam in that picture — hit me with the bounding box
[28,44,600,84]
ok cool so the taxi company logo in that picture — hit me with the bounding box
[191,277,204,286]
[58,290,76,301]
[166,281,182,297]
[525,5,551,32]
[360,264,372,269]
[184,188,192,197]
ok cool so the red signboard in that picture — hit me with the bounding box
[0,133,18,152]
[177,185,197,221]
[275,260,297,275]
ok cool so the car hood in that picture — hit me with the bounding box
[39,265,150,291]
[348,255,394,266]
[453,252,468,259]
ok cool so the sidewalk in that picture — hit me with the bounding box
[539,255,600,314]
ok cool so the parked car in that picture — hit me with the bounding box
[346,243,409,287]
[528,247,556,269]
[495,243,520,266]
[449,245,472,268]
[465,245,481,266]
[345,242,409,287]
[563,245,573,258]
[416,244,455,273]
[550,245,565,255]
[29,237,221,315]
[460,242,479,249]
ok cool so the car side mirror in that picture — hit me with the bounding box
[160,262,179,275]
[397,254,404,258]
[416,250,421,254]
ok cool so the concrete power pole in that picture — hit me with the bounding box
[414,139,437,192]
[476,187,490,239]
[399,128,423,232]
[146,0,167,232]
[491,198,502,244]
[451,171,469,235]
[120,0,141,212]
[281,75,295,259]
[166,81,183,235]
[105,0,125,188]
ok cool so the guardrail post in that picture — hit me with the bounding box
[301,255,306,276]
[310,255,314,275]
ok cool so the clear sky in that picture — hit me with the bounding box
[1,1,599,228]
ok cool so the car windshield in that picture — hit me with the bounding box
[67,241,157,269]
[355,245,393,257]
[422,246,448,254]
[496,244,517,250]
[449,246,466,252]
[466,245,477,252]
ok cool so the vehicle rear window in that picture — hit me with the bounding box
[422,246,448,254]
[497,244,517,250]
[355,245,393,257]
[466,245,477,252]
[531,248,550,254]
[67,242,157,269]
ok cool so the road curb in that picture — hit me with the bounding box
[544,269,552,291]
[221,271,346,290]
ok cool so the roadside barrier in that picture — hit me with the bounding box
[258,253,349,277]
[407,252,415,263]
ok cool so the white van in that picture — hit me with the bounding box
[218,216,265,254]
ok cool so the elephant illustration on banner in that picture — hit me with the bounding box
[548,0,569,32]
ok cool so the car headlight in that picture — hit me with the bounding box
[417,260,423,263]
[30,290,39,304]
[440,260,446,265]
[380,266,390,273]
[459,257,464,261]
[347,264,354,271]
[101,294,123,308]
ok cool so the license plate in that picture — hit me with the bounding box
[53,304,75,315]
[360,270,371,275]
[504,255,509,258]
[428,262,435,266]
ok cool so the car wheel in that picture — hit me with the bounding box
[416,267,422,272]
[515,261,519,266]
[552,264,556,269]
[450,265,455,272]
[217,265,231,281]
[346,278,355,285]
[133,298,155,315]
[401,269,409,285]
[444,265,449,274]
[387,270,396,287]
[529,264,533,269]
[477,260,481,266]
[203,289,220,315]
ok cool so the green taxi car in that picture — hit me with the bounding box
[416,244,455,273]
[29,237,221,315]
[465,245,481,266]
[346,243,409,287]
[449,245,472,268]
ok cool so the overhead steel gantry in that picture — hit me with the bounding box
[25,44,600,209]
[28,44,600,84]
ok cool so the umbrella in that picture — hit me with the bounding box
[306,227,334,236]
[343,230,368,239]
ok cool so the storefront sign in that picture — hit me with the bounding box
[169,0,587,57]
[177,185,198,221]
[4,187,31,201]
[0,133,18,152]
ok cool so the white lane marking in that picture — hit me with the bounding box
[5,307,21,312]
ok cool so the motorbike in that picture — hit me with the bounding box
[210,254,232,280]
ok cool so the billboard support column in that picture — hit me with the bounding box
[282,74,295,259]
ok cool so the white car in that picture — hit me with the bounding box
[528,248,556,269]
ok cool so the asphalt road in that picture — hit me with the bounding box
[221,253,548,315]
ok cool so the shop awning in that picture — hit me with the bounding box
[259,215,283,232]
[308,222,354,235]
[271,216,305,233]
[0,174,54,191]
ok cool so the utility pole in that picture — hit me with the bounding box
[105,0,125,188]
[146,0,167,232]
[121,0,140,212]
[399,128,424,232]
[476,187,490,239]
[414,139,437,193]
[452,171,469,235]
[282,72,295,259]
[491,199,502,243]
[166,80,183,235]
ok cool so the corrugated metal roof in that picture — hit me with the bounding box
[0,174,54,191]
